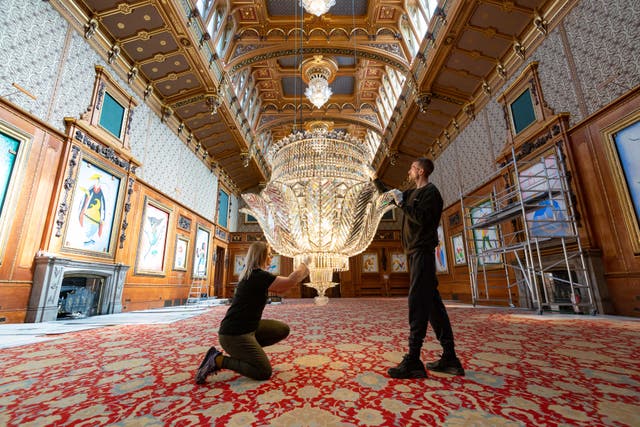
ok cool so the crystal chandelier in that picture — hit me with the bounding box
[300,0,336,16]
[301,56,337,109]
[241,124,395,305]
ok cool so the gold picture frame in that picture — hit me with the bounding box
[134,196,172,276]
[602,110,640,254]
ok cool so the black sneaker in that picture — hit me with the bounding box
[425,357,465,376]
[387,354,427,379]
[195,346,222,384]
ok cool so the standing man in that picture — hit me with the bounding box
[373,157,464,379]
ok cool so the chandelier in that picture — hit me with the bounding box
[241,124,395,305]
[301,56,337,109]
[300,0,336,16]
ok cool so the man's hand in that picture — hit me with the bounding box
[390,189,403,206]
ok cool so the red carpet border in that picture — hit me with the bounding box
[0,298,639,426]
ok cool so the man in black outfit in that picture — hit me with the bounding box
[373,157,464,379]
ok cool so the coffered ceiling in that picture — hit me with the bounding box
[52,0,565,192]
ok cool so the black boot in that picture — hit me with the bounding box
[387,354,427,379]
[425,356,465,376]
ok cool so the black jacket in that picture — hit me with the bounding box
[374,179,443,254]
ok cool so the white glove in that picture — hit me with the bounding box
[390,189,403,205]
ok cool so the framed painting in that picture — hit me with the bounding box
[602,112,640,253]
[435,222,448,274]
[469,200,502,265]
[391,252,408,273]
[234,254,246,276]
[173,235,189,271]
[451,233,466,266]
[193,225,211,278]
[518,150,562,201]
[267,254,280,275]
[63,155,124,257]
[362,253,379,273]
[381,208,396,221]
[525,197,574,238]
[244,213,258,224]
[135,197,171,275]
[0,122,32,265]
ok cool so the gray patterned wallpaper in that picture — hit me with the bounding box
[2,0,219,223]
[437,0,640,207]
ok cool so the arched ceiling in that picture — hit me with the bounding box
[53,0,563,192]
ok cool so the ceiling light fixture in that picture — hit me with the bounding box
[241,125,395,305]
[301,56,337,109]
[300,0,336,16]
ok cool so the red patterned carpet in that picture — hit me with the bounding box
[1,298,639,426]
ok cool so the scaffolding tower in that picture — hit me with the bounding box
[461,145,597,314]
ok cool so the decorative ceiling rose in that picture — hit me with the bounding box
[301,56,338,109]
[241,128,395,305]
[300,0,336,17]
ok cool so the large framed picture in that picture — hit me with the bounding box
[602,112,640,254]
[469,200,502,265]
[234,254,246,276]
[193,225,211,278]
[391,253,408,273]
[525,196,574,238]
[435,221,448,274]
[135,197,172,275]
[451,233,466,266]
[173,235,189,271]
[267,254,280,275]
[362,253,379,273]
[518,150,562,201]
[63,155,125,257]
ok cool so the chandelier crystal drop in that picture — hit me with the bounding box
[300,0,336,16]
[304,75,332,109]
[241,127,396,305]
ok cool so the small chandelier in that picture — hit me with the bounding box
[300,0,336,16]
[301,56,338,109]
[241,123,395,305]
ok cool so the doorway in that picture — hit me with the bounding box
[213,246,226,297]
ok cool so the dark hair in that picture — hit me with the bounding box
[415,157,434,177]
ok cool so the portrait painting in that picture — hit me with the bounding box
[173,235,189,271]
[391,253,408,273]
[470,200,502,265]
[234,254,246,276]
[135,197,171,275]
[435,222,448,274]
[452,233,466,265]
[362,253,378,273]
[525,197,574,238]
[63,156,123,256]
[193,225,210,278]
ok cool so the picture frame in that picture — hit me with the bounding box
[0,122,32,265]
[267,254,280,275]
[218,188,230,229]
[469,200,502,265]
[62,154,125,257]
[381,208,396,221]
[518,150,563,201]
[391,252,408,273]
[135,196,172,275]
[525,196,574,238]
[602,111,640,253]
[362,253,379,273]
[435,221,448,274]
[451,233,466,266]
[234,254,246,276]
[193,225,211,278]
[244,212,258,224]
[173,235,189,271]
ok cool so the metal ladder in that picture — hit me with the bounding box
[186,278,206,305]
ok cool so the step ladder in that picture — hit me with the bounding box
[186,278,207,305]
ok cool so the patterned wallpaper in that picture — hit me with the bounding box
[438,0,640,206]
[3,0,219,222]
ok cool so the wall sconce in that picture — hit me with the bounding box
[240,151,250,167]
[127,66,138,84]
[513,40,526,60]
[206,93,221,115]
[464,103,476,120]
[143,84,153,101]
[199,33,211,49]
[177,122,184,134]
[433,6,447,24]
[496,63,507,79]
[161,105,173,123]
[482,80,491,96]
[534,12,548,35]
[107,43,120,64]
[187,8,199,27]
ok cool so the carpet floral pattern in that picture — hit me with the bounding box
[1,298,639,426]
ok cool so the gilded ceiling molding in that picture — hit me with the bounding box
[256,114,381,134]
[228,47,409,74]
